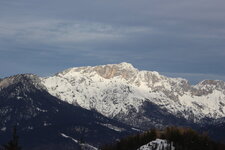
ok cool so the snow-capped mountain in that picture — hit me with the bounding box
[41,62,225,128]
[1,62,225,149]
[0,74,133,150]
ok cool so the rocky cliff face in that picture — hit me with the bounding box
[41,62,225,128]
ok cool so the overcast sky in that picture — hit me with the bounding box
[0,0,225,84]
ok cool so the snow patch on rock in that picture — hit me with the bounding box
[137,139,175,150]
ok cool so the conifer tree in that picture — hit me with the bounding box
[3,126,21,150]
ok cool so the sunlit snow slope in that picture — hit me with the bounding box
[41,62,225,125]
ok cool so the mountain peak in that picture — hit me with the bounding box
[93,62,137,72]
[115,62,136,69]
[92,62,138,79]
[57,62,138,79]
[195,79,225,91]
[0,74,45,90]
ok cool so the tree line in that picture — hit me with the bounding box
[0,126,21,150]
[2,126,225,150]
[101,126,225,150]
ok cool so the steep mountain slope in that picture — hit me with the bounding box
[0,74,133,150]
[41,62,225,128]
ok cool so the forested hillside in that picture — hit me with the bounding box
[101,126,225,150]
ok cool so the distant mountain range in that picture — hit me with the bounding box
[0,63,225,149]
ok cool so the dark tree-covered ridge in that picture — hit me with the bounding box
[101,126,225,150]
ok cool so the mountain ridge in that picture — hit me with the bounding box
[39,62,225,127]
[1,63,224,125]
[0,73,134,150]
[1,62,225,148]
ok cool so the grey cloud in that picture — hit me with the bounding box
[0,0,225,83]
